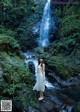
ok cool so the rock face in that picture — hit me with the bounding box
[31,87,78,112]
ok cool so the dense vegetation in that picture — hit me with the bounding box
[0,0,42,110]
[0,0,45,51]
[0,32,38,110]
[0,0,80,111]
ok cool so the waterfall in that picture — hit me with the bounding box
[24,0,55,88]
[39,0,51,47]
[23,0,55,88]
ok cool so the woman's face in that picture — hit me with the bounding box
[40,58,44,62]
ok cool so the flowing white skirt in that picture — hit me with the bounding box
[33,72,45,92]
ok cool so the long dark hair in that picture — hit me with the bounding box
[38,57,45,67]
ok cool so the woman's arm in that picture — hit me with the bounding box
[43,64,45,81]
[42,64,45,73]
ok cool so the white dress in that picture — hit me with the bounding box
[33,63,46,92]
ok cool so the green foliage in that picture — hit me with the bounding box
[64,5,80,16]
[20,85,39,109]
[0,52,31,84]
[46,54,76,80]
[0,0,45,51]
[0,34,19,47]
[0,52,37,109]
[3,83,24,95]
[0,34,20,53]
[0,0,41,109]
[60,14,80,38]
[0,25,16,36]
[15,1,45,51]
[34,46,79,80]
[0,0,34,29]
[1,0,12,7]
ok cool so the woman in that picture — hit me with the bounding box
[33,57,46,101]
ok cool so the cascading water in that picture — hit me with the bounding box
[24,53,75,112]
[39,0,51,47]
[24,52,55,88]
[24,0,54,88]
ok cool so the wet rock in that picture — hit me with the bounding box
[12,100,23,112]
[32,88,77,112]
[35,89,62,111]
[46,72,80,88]
[60,87,80,102]
[40,99,56,111]
[27,106,40,112]
[28,61,35,74]
[67,77,80,83]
